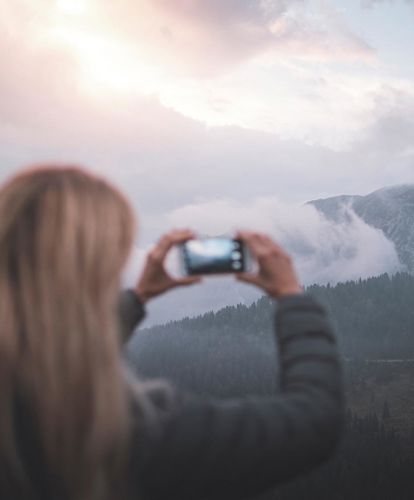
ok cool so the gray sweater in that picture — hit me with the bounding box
[120,291,344,500]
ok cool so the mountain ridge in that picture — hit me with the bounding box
[308,184,414,273]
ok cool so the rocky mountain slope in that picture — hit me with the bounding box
[309,184,414,273]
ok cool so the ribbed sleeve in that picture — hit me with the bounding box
[128,294,343,500]
[118,289,146,343]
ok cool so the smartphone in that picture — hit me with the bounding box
[181,237,249,276]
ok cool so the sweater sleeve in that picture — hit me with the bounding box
[130,294,344,500]
[118,289,146,343]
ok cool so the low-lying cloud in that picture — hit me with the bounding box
[166,197,401,284]
[123,196,401,325]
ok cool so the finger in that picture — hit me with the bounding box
[156,229,196,260]
[173,276,202,287]
[258,234,286,254]
[236,231,267,259]
[252,234,278,260]
[239,231,287,259]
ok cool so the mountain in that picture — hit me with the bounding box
[309,184,414,273]
[135,183,413,327]
[127,273,414,398]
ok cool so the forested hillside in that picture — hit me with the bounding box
[128,273,414,398]
[309,272,414,359]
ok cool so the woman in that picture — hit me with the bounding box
[0,165,343,500]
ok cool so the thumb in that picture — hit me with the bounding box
[174,276,203,287]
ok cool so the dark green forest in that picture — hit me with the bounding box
[128,272,414,397]
[260,411,414,500]
[308,273,414,360]
[127,272,414,499]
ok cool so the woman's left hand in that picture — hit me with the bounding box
[135,229,201,303]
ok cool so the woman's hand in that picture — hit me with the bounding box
[135,229,201,304]
[236,231,303,299]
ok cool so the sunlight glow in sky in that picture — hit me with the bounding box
[40,0,414,149]
[0,0,413,202]
[56,0,89,16]
[51,26,163,94]
[51,2,157,94]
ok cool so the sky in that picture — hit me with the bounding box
[1,0,413,323]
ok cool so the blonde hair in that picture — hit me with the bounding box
[0,165,136,500]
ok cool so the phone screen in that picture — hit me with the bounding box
[182,238,246,275]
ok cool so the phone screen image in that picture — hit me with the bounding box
[182,238,246,275]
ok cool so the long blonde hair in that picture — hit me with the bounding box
[0,165,136,500]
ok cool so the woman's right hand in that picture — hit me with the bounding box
[236,231,303,299]
[135,229,201,304]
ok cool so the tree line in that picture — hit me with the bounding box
[127,272,414,398]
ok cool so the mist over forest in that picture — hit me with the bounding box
[128,273,414,392]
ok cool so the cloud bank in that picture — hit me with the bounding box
[123,197,402,325]
[166,197,402,284]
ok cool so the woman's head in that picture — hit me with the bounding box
[0,165,136,500]
[0,165,135,297]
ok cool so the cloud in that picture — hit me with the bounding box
[1,78,412,220]
[0,6,364,214]
[348,86,414,186]
[91,0,375,78]
[362,0,414,8]
[0,3,412,217]
[0,0,384,152]
[354,86,414,154]
[122,196,401,325]
[0,0,389,156]
[0,2,78,126]
[166,197,402,283]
